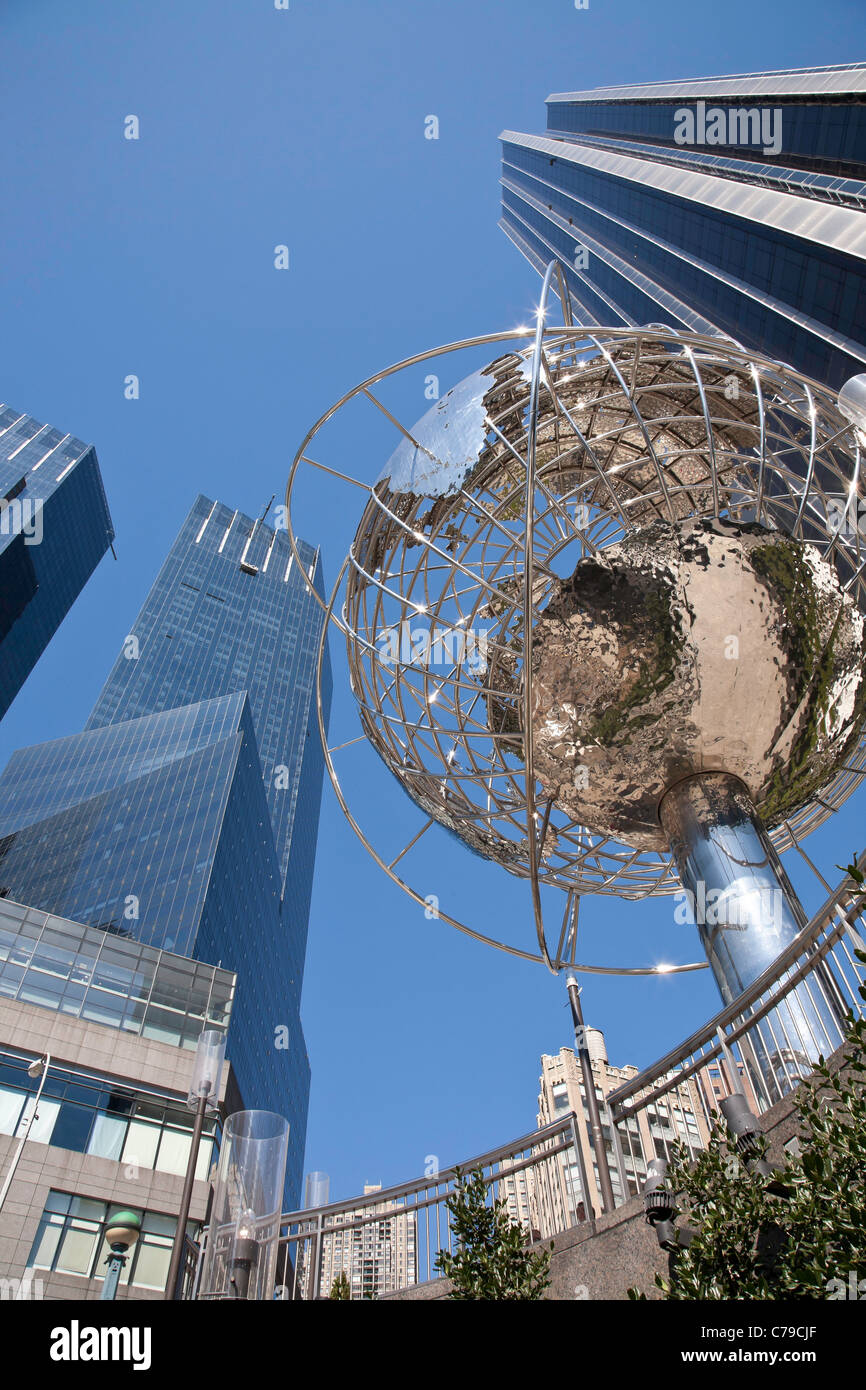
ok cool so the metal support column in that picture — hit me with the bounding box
[565,974,616,1214]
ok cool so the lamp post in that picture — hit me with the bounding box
[164,1029,226,1300]
[0,1053,50,1216]
[197,1110,290,1301]
[101,1210,141,1300]
[565,977,616,1215]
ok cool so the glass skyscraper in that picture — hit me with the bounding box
[500,64,866,388]
[0,403,114,718]
[0,496,330,1206]
[86,496,329,909]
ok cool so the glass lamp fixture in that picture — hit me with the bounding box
[187,1029,226,1112]
[197,1110,289,1300]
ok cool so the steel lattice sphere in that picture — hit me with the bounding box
[287,319,866,967]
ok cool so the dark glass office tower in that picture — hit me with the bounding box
[0,693,273,954]
[86,497,330,912]
[501,64,866,388]
[0,404,114,718]
[0,497,330,1206]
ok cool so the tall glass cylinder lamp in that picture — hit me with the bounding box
[197,1110,289,1300]
[164,1028,226,1299]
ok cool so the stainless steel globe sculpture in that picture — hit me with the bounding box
[285,263,866,990]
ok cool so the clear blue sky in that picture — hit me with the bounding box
[1,0,864,1204]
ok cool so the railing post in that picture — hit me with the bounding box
[568,1111,595,1224]
[716,1026,746,1097]
[191,1227,207,1301]
[310,1212,323,1300]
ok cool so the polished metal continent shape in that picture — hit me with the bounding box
[342,335,866,894]
[527,518,865,852]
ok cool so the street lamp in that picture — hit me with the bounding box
[230,1209,259,1299]
[101,1210,141,1301]
[0,1053,51,1216]
[164,1029,226,1300]
[197,1110,290,1301]
[565,976,616,1215]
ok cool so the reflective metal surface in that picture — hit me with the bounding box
[659,773,847,1090]
[607,862,866,1118]
[377,361,532,499]
[839,372,866,437]
[660,774,808,993]
[286,263,866,970]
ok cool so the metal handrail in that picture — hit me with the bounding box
[607,876,866,1116]
[611,908,860,1119]
[273,1111,588,1297]
[200,870,865,1299]
[290,1141,579,1238]
[279,1112,579,1227]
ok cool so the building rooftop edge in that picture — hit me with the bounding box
[545,63,866,103]
[188,491,321,559]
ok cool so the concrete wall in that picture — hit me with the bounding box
[385,1040,855,1301]
[383,1195,671,1301]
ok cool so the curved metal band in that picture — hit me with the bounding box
[289,317,864,966]
[317,552,708,975]
[523,260,564,973]
[285,329,548,615]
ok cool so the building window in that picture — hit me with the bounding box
[551,1082,570,1112]
[0,1084,27,1135]
[0,1055,215,1181]
[27,1190,197,1291]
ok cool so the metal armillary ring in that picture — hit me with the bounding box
[285,260,866,979]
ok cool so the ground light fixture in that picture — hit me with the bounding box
[164,1029,226,1300]
[100,1210,141,1302]
[719,1092,777,1183]
[642,1157,688,1253]
[642,1093,788,1255]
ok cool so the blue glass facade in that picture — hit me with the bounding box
[0,693,265,955]
[0,404,114,718]
[546,94,866,179]
[501,65,866,389]
[0,497,330,1207]
[86,495,330,913]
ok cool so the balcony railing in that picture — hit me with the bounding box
[606,875,866,1167]
[186,873,866,1299]
[272,1112,588,1299]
